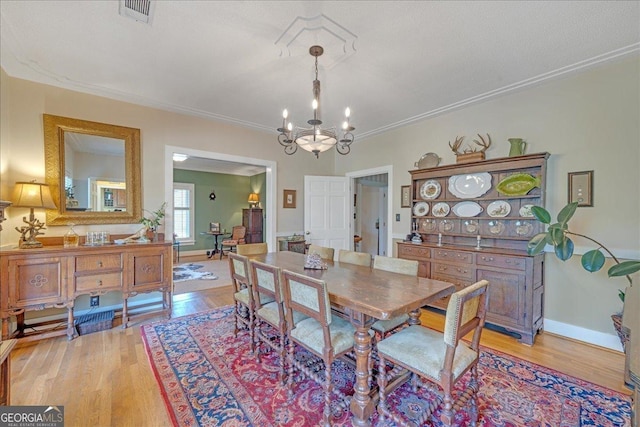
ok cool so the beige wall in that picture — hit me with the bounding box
[335,56,640,346]
[0,69,334,247]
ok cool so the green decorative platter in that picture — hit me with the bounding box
[496,173,540,196]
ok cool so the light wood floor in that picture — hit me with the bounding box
[10,255,630,426]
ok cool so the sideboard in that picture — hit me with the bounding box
[0,241,172,341]
[399,153,549,345]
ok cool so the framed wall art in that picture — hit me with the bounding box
[283,189,296,209]
[401,185,411,208]
[568,170,593,207]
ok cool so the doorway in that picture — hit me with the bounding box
[346,166,393,257]
[163,145,277,251]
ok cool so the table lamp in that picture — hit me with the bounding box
[12,181,57,249]
[248,193,259,208]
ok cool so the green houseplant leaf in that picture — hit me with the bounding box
[528,202,639,304]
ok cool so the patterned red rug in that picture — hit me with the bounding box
[141,306,631,426]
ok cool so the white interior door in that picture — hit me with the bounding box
[304,176,350,257]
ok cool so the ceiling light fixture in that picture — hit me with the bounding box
[277,45,355,158]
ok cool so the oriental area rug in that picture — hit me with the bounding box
[141,307,631,427]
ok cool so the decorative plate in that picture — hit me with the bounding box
[515,220,533,236]
[448,172,492,199]
[419,218,436,232]
[432,202,450,217]
[487,200,511,217]
[439,219,454,232]
[519,204,535,217]
[420,180,441,200]
[414,152,441,169]
[488,220,505,235]
[496,173,540,196]
[464,220,479,234]
[413,201,429,217]
[452,201,483,217]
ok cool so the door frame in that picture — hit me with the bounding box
[164,145,277,251]
[346,165,393,255]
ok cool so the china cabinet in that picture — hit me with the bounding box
[399,152,549,344]
[0,240,172,341]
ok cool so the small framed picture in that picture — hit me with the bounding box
[401,185,411,208]
[568,170,593,207]
[283,189,296,209]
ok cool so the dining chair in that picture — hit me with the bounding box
[371,256,419,337]
[281,269,355,426]
[220,225,246,259]
[286,240,306,254]
[307,244,335,260]
[236,242,268,256]
[376,280,490,426]
[249,260,308,384]
[228,252,274,352]
[337,249,371,267]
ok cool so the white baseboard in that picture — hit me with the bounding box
[544,318,624,352]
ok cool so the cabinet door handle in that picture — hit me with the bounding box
[481,256,495,262]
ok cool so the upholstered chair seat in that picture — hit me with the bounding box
[290,315,355,356]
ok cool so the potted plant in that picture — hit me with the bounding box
[139,202,166,242]
[527,202,640,347]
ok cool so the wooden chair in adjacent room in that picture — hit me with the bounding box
[286,240,306,253]
[220,225,246,259]
[370,255,419,337]
[307,244,335,261]
[228,252,274,352]
[337,249,371,267]
[281,270,355,426]
[249,260,307,384]
[236,242,268,256]
[376,280,490,427]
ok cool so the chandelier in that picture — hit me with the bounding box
[277,45,355,158]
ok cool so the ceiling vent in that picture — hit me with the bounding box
[119,0,154,24]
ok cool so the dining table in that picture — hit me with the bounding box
[252,251,455,427]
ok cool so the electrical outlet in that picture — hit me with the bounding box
[90,296,100,307]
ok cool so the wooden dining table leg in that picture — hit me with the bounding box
[407,308,422,326]
[349,311,375,426]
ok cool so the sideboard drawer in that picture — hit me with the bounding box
[75,272,122,292]
[398,244,431,259]
[431,262,475,280]
[75,254,122,272]
[477,254,526,271]
[433,249,473,264]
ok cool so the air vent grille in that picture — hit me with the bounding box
[119,0,154,24]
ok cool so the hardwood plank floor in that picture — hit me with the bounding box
[9,255,630,426]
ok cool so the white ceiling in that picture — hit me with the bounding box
[2,1,639,173]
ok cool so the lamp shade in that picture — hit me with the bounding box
[248,193,259,203]
[12,182,57,209]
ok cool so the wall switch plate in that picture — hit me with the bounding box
[396,214,400,221]
[90,296,100,307]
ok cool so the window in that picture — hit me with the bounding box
[173,183,195,244]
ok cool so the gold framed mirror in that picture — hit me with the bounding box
[44,114,142,225]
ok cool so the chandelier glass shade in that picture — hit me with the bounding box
[277,45,355,158]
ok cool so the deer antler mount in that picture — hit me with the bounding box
[448,133,492,164]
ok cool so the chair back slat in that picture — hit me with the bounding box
[249,260,284,311]
[237,242,268,256]
[282,270,331,326]
[228,252,251,293]
[338,249,372,267]
[307,244,335,261]
[373,255,419,276]
[443,280,489,347]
